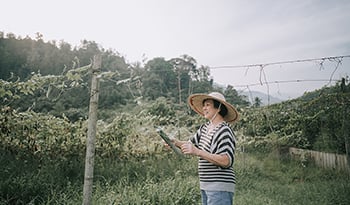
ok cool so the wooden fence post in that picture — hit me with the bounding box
[82,54,102,205]
[343,78,350,169]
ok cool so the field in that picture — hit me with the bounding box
[1,149,349,205]
[1,31,350,205]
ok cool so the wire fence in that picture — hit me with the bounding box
[214,55,350,171]
[209,55,350,104]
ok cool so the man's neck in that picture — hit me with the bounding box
[210,115,224,127]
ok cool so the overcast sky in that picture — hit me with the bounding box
[1,0,350,99]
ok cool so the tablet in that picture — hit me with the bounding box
[156,128,185,157]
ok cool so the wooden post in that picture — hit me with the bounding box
[176,66,182,105]
[341,78,350,169]
[345,105,350,169]
[82,55,102,205]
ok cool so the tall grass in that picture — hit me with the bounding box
[1,150,349,205]
[235,152,350,205]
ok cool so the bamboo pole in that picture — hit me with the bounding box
[82,55,102,205]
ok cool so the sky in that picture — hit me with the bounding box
[1,0,350,99]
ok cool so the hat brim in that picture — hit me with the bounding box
[188,93,239,123]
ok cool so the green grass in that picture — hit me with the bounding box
[234,152,350,205]
[1,150,349,205]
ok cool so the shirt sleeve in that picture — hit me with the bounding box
[213,127,236,168]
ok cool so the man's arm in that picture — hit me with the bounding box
[181,142,230,168]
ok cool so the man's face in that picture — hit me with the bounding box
[202,99,218,120]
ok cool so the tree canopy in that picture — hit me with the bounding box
[0,32,250,121]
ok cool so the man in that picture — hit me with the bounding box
[171,92,239,205]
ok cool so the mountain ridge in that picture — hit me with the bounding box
[240,90,288,105]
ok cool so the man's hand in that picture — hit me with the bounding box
[181,142,198,155]
[163,138,178,149]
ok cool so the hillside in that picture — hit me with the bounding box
[237,78,350,154]
[241,90,286,105]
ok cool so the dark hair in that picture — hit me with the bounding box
[203,99,228,117]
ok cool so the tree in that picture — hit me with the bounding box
[191,65,213,94]
[0,34,137,115]
[0,36,31,80]
[168,55,196,104]
[224,85,250,107]
[142,57,176,100]
[253,97,262,107]
[74,40,102,68]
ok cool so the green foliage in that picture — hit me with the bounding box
[1,80,350,204]
[0,107,86,160]
[96,113,134,158]
[2,31,350,205]
[253,97,262,107]
[1,33,251,120]
[0,149,84,204]
[142,58,177,100]
[0,101,199,204]
[146,97,176,125]
[1,149,349,205]
[237,79,350,154]
[225,85,250,107]
[1,64,90,102]
[235,153,350,205]
[0,34,133,115]
[90,156,200,205]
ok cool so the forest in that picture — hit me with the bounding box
[1,32,350,204]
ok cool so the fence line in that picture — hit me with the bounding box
[209,55,350,70]
[289,147,350,172]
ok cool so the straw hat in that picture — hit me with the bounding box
[188,92,239,123]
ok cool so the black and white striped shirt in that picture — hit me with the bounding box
[190,121,236,192]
